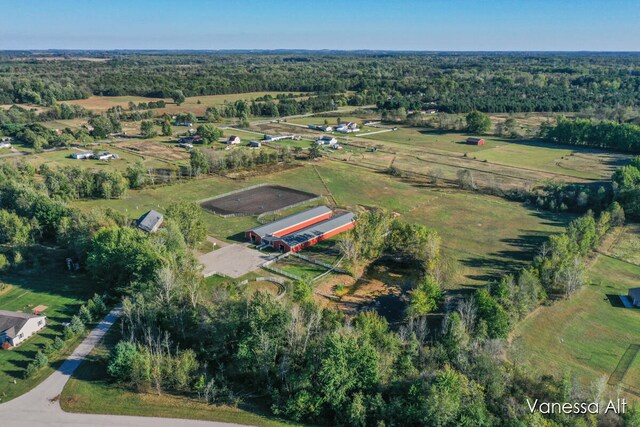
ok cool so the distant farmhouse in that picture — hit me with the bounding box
[263,134,295,142]
[335,122,359,133]
[0,310,46,349]
[174,122,193,127]
[629,288,640,307]
[96,152,118,161]
[466,137,485,145]
[71,151,94,160]
[308,124,333,132]
[0,140,11,149]
[137,210,164,233]
[227,135,241,145]
[315,136,338,146]
[248,141,262,148]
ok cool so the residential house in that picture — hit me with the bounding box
[0,310,46,348]
[315,136,338,146]
[71,151,94,160]
[227,135,241,145]
[248,141,261,148]
[96,152,118,161]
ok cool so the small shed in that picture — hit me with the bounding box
[248,141,261,148]
[466,137,485,145]
[137,210,164,233]
[629,288,640,307]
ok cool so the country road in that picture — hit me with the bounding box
[0,306,241,427]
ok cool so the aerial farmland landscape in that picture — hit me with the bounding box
[1,1,640,426]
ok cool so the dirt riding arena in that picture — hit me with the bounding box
[119,141,190,161]
[201,184,319,216]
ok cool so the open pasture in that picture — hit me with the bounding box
[119,140,190,162]
[75,160,571,287]
[62,96,170,112]
[510,252,640,396]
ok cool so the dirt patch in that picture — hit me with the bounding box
[200,184,319,216]
[119,141,189,161]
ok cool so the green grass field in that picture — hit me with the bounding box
[356,126,628,180]
[271,256,328,279]
[61,327,296,426]
[0,269,104,402]
[73,160,571,287]
[510,253,640,395]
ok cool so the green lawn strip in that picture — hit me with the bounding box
[511,255,640,390]
[61,327,297,427]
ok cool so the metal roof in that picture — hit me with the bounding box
[0,310,43,339]
[279,212,355,248]
[249,206,332,239]
[137,210,164,233]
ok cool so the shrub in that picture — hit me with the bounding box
[53,336,64,351]
[79,305,93,323]
[34,350,48,368]
[24,362,38,379]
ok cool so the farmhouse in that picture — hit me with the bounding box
[335,122,359,133]
[308,124,333,132]
[248,141,262,148]
[315,136,338,146]
[96,152,118,160]
[227,135,241,145]
[466,137,485,145]
[264,134,294,142]
[629,288,640,307]
[245,205,333,244]
[270,212,356,253]
[71,151,94,160]
[0,142,11,149]
[137,210,164,233]
[174,122,193,127]
[178,142,194,149]
[0,310,46,348]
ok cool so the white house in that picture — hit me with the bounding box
[96,152,119,161]
[0,310,46,348]
[0,142,11,149]
[335,122,359,133]
[227,135,241,145]
[71,151,94,160]
[315,136,338,146]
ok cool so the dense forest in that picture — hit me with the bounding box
[2,52,640,114]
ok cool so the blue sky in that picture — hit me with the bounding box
[2,0,639,51]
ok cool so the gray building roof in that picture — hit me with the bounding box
[0,310,42,339]
[137,210,164,233]
[278,212,355,248]
[629,288,640,301]
[249,206,332,239]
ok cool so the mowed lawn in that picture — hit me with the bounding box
[73,160,570,287]
[510,254,640,394]
[61,327,297,427]
[0,270,104,401]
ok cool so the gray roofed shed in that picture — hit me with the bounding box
[137,210,164,233]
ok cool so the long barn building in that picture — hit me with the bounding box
[271,212,355,252]
[245,206,355,252]
[245,206,333,244]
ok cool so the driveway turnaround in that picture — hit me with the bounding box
[0,306,241,427]
[198,244,277,278]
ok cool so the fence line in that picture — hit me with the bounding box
[290,252,348,274]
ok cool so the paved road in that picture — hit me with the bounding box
[0,306,241,427]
